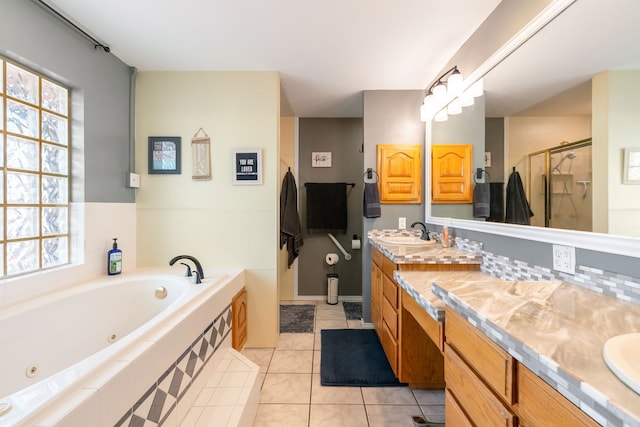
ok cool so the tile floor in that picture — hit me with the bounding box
[242,300,446,427]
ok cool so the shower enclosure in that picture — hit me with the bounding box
[527,139,592,231]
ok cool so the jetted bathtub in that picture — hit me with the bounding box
[0,268,246,426]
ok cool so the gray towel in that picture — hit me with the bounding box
[280,171,303,267]
[473,182,490,218]
[363,183,381,218]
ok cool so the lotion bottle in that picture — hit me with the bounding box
[108,238,122,275]
[441,224,449,248]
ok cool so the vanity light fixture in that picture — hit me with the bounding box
[420,65,484,122]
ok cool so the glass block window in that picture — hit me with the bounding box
[1,56,70,277]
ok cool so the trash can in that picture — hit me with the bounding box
[327,273,339,305]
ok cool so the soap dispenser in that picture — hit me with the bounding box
[108,238,122,275]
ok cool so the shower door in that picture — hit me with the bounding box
[527,139,592,231]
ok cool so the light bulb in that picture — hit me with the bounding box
[459,91,474,107]
[420,104,433,122]
[432,81,447,103]
[434,109,448,122]
[447,70,464,96]
[447,98,462,115]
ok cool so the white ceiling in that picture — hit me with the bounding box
[45,0,501,118]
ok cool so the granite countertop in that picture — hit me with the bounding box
[368,230,482,265]
[394,269,640,426]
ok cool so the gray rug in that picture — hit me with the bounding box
[342,302,362,320]
[280,304,315,333]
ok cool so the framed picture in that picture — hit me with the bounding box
[148,136,181,174]
[233,148,262,185]
[623,147,640,184]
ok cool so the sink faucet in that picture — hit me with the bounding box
[169,255,205,283]
[410,221,431,240]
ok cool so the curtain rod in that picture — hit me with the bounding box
[33,0,111,53]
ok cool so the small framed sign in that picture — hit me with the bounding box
[233,148,262,185]
[148,136,181,174]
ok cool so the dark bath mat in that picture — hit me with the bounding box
[280,304,315,333]
[321,328,404,387]
[342,301,362,320]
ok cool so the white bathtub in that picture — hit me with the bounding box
[0,268,248,426]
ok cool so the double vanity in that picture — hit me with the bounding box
[368,230,640,426]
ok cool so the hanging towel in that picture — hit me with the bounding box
[306,183,348,234]
[505,170,534,225]
[473,182,490,218]
[488,182,505,222]
[280,170,303,267]
[363,182,381,218]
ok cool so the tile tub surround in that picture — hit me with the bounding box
[367,230,483,265]
[432,278,640,426]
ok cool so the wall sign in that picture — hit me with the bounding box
[233,148,262,185]
[312,151,332,167]
[148,136,181,174]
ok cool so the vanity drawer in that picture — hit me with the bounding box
[445,308,515,404]
[379,321,398,373]
[445,389,473,427]
[371,246,383,267]
[445,344,516,427]
[382,295,398,339]
[382,274,399,309]
[518,364,599,427]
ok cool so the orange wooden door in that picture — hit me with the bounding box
[431,144,472,203]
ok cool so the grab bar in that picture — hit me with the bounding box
[328,233,352,261]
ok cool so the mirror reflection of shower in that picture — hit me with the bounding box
[528,139,592,232]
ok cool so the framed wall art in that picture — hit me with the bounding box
[623,147,640,184]
[233,148,262,185]
[148,136,181,174]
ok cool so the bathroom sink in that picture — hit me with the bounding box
[379,236,435,246]
[603,333,640,394]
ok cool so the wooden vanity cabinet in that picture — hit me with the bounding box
[376,144,422,204]
[431,144,473,204]
[445,307,600,427]
[370,246,477,388]
[232,288,248,351]
[518,364,599,427]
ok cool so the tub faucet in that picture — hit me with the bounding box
[410,221,431,240]
[169,255,204,281]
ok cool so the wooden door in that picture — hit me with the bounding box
[377,144,422,204]
[431,144,472,203]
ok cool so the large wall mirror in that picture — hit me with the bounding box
[427,0,640,257]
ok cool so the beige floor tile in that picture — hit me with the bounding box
[277,333,315,350]
[309,404,368,427]
[362,386,417,405]
[365,404,424,427]
[260,373,311,404]
[268,350,313,373]
[241,348,274,373]
[421,404,446,423]
[347,319,363,328]
[315,319,348,330]
[316,301,343,310]
[254,403,310,427]
[313,350,321,373]
[314,333,322,350]
[412,388,445,405]
[316,309,347,320]
[310,373,364,404]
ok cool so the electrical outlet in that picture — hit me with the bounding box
[552,244,575,274]
[398,217,406,229]
[128,172,140,188]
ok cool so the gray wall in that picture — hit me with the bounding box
[298,118,363,297]
[362,90,426,321]
[485,118,505,183]
[1,0,134,203]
